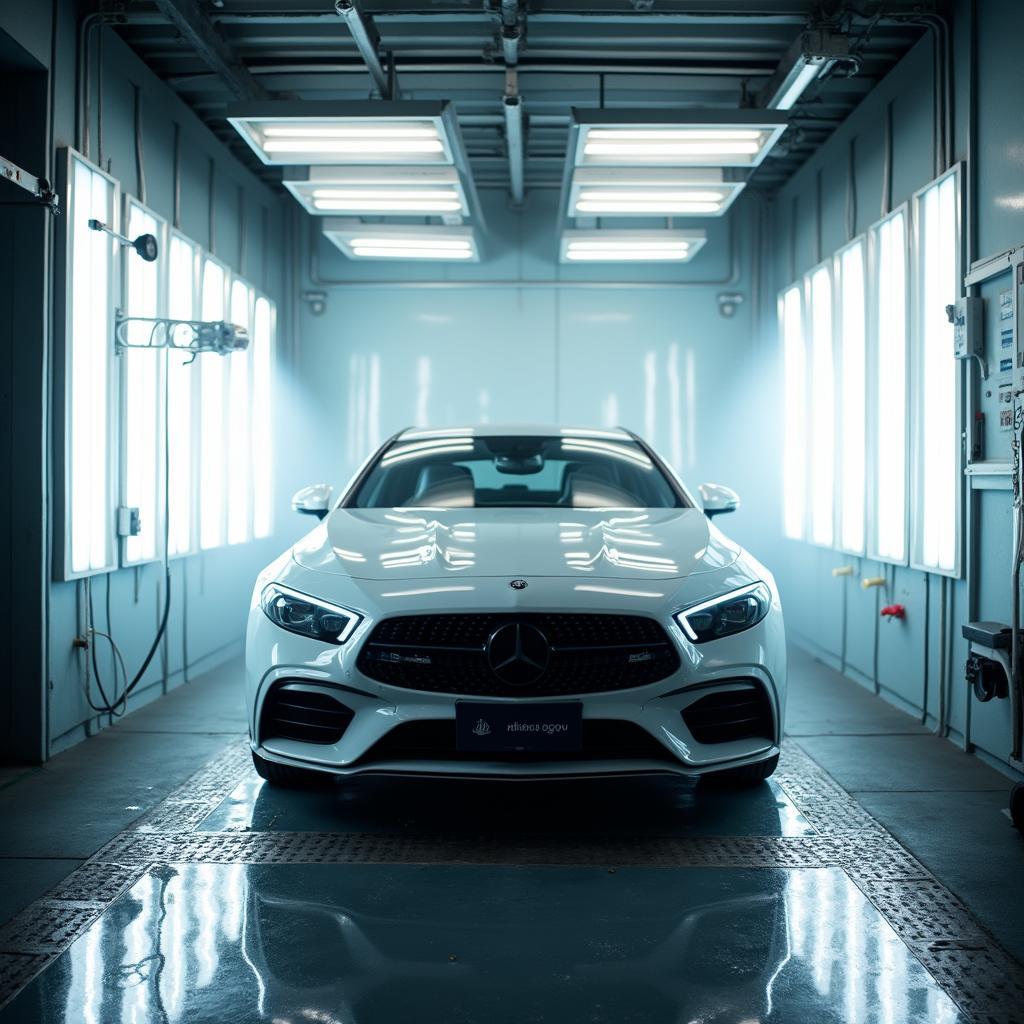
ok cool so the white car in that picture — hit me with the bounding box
[246,426,786,787]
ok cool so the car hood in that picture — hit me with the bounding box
[291,507,741,581]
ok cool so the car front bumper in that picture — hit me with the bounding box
[244,565,786,781]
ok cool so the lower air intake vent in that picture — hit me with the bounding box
[681,684,774,745]
[260,684,354,746]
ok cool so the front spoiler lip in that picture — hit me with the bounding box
[252,742,780,781]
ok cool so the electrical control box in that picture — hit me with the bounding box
[948,296,983,360]
[117,506,141,537]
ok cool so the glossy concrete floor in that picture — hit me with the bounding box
[0,648,1022,1023]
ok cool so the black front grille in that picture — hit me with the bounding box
[260,684,354,745]
[356,613,680,697]
[681,684,774,745]
[359,719,675,764]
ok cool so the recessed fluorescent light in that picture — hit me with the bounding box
[264,139,443,157]
[578,190,726,202]
[316,199,463,212]
[566,166,746,219]
[584,138,761,160]
[283,165,470,217]
[771,60,825,110]
[263,126,439,139]
[323,221,480,262]
[760,30,850,110]
[226,101,461,166]
[587,129,764,141]
[559,229,706,264]
[311,190,461,199]
[568,110,788,169]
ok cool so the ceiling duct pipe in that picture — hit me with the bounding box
[334,0,396,99]
[153,0,268,100]
[504,91,525,205]
[500,0,522,65]
[498,0,525,204]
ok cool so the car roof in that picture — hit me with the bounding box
[396,424,634,441]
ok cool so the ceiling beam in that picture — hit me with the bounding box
[151,0,268,101]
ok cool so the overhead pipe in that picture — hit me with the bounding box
[334,0,396,99]
[504,93,525,206]
[498,0,525,204]
[500,0,522,66]
[152,0,268,100]
[77,12,103,158]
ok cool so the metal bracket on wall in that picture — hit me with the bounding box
[301,290,327,315]
[716,292,744,318]
[964,244,1024,287]
[0,153,59,214]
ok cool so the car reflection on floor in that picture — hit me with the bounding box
[35,861,962,1024]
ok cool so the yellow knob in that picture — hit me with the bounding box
[832,566,854,577]
[861,576,886,589]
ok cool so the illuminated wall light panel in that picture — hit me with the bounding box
[226,101,462,166]
[559,230,706,264]
[283,166,468,217]
[322,221,480,262]
[568,109,788,169]
[567,167,745,218]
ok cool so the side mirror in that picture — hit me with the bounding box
[292,483,334,520]
[699,482,740,518]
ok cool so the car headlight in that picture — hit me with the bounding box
[675,582,771,643]
[260,583,361,644]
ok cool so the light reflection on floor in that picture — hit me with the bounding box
[3,864,962,1024]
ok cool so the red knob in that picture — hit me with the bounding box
[881,604,906,620]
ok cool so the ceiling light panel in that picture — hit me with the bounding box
[570,109,788,169]
[284,166,468,216]
[226,102,459,166]
[559,230,706,264]
[567,167,745,218]
[323,221,480,262]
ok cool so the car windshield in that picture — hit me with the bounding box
[350,433,686,509]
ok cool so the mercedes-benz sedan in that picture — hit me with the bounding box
[246,426,785,787]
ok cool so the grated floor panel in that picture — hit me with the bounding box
[0,736,1021,1022]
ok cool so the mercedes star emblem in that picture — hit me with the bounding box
[486,622,550,686]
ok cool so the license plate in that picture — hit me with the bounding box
[456,701,583,752]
